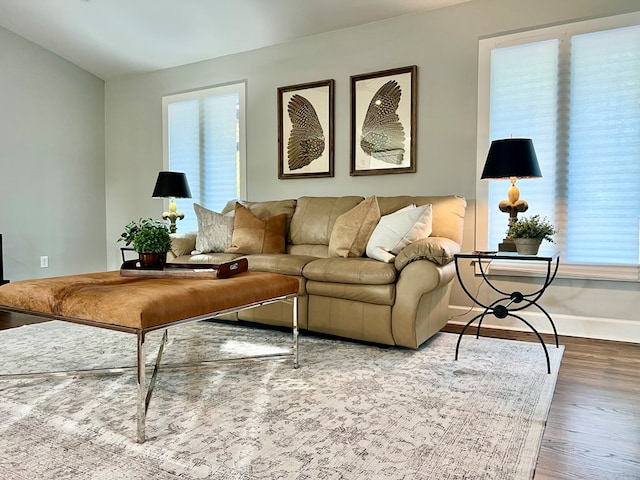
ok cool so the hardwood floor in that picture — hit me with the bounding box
[1,312,638,479]
[443,324,640,480]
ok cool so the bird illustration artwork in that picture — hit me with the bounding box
[287,94,325,170]
[360,80,405,165]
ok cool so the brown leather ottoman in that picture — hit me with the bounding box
[0,270,299,442]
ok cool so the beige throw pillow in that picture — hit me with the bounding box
[193,203,234,253]
[225,203,287,254]
[328,195,381,258]
[366,203,433,263]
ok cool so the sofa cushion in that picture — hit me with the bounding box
[193,203,234,253]
[241,199,296,221]
[303,257,396,285]
[289,196,363,246]
[306,281,395,306]
[224,199,296,236]
[246,254,318,276]
[377,195,467,245]
[287,244,330,258]
[225,203,287,255]
[328,196,381,258]
[169,231,197,257]
[366,204,433,263]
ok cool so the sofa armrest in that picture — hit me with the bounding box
[394,236,461,271]
[169,231,197,257]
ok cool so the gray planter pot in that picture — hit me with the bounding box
[512,238,542,255]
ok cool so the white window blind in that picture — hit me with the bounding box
[488,40,559,252]
[567,26,640,265]
[478,13,640,280]
[162,82,246,232]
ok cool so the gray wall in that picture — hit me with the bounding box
[1,27,106,281]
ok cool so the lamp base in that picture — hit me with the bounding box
[162,211,184,234]
[498,238,517,252]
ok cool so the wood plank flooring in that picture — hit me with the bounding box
[443,324,640,480]
[1,311,638,479]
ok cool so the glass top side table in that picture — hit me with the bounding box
[453,251,560,374]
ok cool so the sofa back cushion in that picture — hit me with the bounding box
[287,244,330,257]
[222,199,297,235]
[289,196,363,246]
[239,199,296,222]
[377,195,466,245]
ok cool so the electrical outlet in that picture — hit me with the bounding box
[40,256,49,268]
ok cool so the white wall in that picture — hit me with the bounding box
[0,27,106,281]
[103,0,640,341]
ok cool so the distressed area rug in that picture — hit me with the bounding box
[0,320,563,480]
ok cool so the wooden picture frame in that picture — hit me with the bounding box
[278,79,335,179]
[350,66,417,176]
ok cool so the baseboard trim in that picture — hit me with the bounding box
[448,305,640,344]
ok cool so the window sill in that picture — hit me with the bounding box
[474,258,640,282]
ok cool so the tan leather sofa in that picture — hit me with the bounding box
[168,195,466,348]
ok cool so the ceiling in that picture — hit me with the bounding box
[0,0,470,80]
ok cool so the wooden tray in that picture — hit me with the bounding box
[120,258,248,279]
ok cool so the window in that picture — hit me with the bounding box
[162,82,246,232]
[477,13,640,280]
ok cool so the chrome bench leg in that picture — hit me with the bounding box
[136,330,146,443]
[136,329,169,443]
[293,296,299,369]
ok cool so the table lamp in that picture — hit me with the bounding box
[152,171,192,233]
[481,138,541,251]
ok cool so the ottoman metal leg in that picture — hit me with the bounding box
[136,330,146,443]
[293,297,299,369]
[136,329,169,443]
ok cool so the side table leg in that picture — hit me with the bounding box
[455,313,484,361]
[531,302,559,348]
[510,313,551,374]
[475,299,506,338]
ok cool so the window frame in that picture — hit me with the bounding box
[475,12,640,282]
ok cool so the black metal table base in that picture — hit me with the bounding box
[453,252,560,374]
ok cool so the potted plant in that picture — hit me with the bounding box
[506,215,557,255]
[118,218,172,268]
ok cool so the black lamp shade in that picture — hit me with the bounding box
[481,138,542,179]
[152,171,192,198]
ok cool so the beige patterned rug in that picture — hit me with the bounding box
[0,320,563,479]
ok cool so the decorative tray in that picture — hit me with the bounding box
[120,258,248,279]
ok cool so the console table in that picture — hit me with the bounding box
[453,251,560,373]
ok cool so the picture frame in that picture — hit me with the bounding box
[350,65,417,176]
[278,79,335,179]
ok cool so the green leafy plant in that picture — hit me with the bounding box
[507,215,557,243]
[118,218,171,253]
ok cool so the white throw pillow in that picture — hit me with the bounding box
[193,203,234,254]
[366,204,433,263]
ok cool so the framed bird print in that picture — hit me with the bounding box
[278,79,335,179]
[350,66,417,176]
